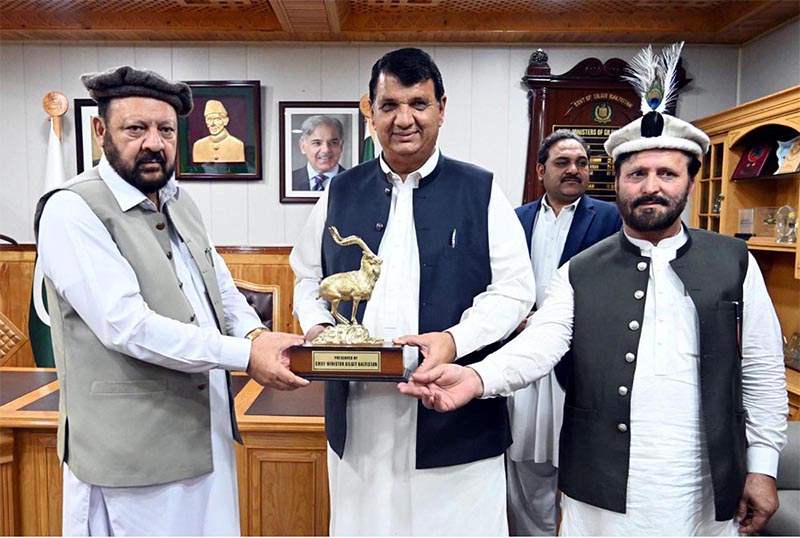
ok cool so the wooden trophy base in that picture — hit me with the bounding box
[289,343,406,381]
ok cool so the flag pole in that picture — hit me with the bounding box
[29,91,69,367]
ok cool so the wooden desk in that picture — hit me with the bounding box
[0,368,329,536]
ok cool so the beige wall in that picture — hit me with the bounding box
[0,42,750,246]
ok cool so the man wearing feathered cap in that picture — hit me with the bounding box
[398,43,787,536]
[34,65,307,535]
[192,99,246,163]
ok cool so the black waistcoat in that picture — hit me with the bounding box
[561,228,748,520]
[322,154,512,468]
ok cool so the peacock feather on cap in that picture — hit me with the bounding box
[624,41,684,115]
[623,41,684,137]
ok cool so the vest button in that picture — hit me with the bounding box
[166,251,173,260]
[197,383,207,390]
[190,314,196,322]
[384,187,391,196]
[156,221,165,230]
[628,320,640,331]
[618,386,629,396]
[617,423,628,433]
[375,222,385,231]
[634,290,644,300]
[625,352,635,363]
[637,261,647,271]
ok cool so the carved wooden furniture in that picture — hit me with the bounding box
[0,246,300,368]
[0,368,329,536]
[521,50,688,204]
[690,86,800,421]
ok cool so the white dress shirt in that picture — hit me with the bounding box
[473,227,787,536]
[38,155,260,536]
[507,195,579,464]
[290,148,535,535]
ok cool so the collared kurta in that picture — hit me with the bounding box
[37,156,259,536]
[506,195,580,536]
[290,148,535,536]
[473,227,787,536]
[508,194,580,466]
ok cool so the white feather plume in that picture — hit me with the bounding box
[657,41,684,114]
[623,41,685,115]
[623,45,658,114]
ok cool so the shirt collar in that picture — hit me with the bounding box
[541,193,581,213]
[624,224,688,256]
[306,163,339,180]
[379,146,440,187]
[98,154,178,212]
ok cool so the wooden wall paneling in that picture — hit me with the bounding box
[218,248,301,334]
[17,429,61,536]
[241,431,329,536]
[0,249,36,368]
[0,429,19,536]
[0,247,301,370]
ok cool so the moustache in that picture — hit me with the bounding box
[561,175,582,183]
[632,195,670,209]
[136,151,166,167]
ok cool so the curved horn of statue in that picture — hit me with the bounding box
[314,226,383,344]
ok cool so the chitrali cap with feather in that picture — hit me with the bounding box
[604,42,710,160]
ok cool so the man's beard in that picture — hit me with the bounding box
[103,134,174,194]
[617,186,690,233]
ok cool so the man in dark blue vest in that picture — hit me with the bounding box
[400,45,787,536]
[290,47,535,535]
[507,130,621,536]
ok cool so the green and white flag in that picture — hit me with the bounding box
[29,119,66,367]
[360,118,382,163]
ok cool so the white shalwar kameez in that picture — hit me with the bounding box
[507,195,579,536]
[38,156,259,536]
[473,227,788,536]
[290,148,535,536]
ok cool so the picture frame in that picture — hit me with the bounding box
[279,101,364,203]
[177,80,262,181]
[74,98,100,174]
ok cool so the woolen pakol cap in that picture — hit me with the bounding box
[80,65,193,116]
[604,42,710,160]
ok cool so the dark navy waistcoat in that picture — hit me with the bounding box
[322,154,512,469]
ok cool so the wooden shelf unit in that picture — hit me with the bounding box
[691,86,800,418]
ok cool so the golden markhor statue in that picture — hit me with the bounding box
[313,226,383,344]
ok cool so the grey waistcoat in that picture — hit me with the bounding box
[33,167,241,487]
[560,228,748,521]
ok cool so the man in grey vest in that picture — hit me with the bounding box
[400,45,787,537]
[34,66,307,536]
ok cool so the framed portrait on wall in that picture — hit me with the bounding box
[74,98,100,173]
[177,80,262,181]
[279,101,363,203]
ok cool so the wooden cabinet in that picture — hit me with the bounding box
[0,369,329,536]
[690,86,800,419]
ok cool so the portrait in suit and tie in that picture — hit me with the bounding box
[280,103,363,203]
[291,115,347,192]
